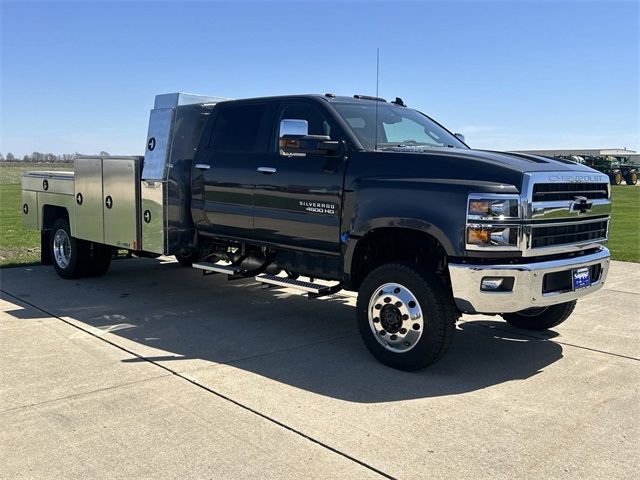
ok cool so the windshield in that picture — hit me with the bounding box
[332,102,467,150]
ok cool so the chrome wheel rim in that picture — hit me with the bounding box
[368,283,424,353]
[53,229,71,269]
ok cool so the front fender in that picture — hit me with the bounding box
[350,216,455,254]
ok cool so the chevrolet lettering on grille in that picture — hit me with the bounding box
[547,174,607,183]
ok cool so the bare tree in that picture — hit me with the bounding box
[6,152,16,161]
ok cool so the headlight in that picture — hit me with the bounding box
[467,196,519,220]
[466,193,521,251]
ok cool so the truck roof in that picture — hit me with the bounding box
[218,93,396,106]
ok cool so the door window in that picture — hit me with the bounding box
[277,104,337,143]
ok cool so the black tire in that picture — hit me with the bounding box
[625,170,638,185]
[175,251,198,267]
[610,172,622,185]
[502,301,576,331]
[356,263,459,371]
[50,218,90,279]
[86,243,113,277]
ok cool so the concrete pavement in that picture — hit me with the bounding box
[1,257,638,479]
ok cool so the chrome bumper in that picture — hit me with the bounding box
[448,247,610,314]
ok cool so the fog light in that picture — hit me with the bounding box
[481,277,504,291]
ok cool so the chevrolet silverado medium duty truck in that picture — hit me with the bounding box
[21,92,611,370]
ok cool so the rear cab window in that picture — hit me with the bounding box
[209,103,267,153]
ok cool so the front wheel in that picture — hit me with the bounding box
[356,263,458,371]
[502,301,576,330]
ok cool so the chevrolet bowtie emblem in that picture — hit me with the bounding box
[570,196,592,214]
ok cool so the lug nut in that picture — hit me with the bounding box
[402,314,409,320]
[395,301,402,307]
[390,334,397,340]
[408,301,416,308]
[399,328,407,334]
[379,330,386,336]
[373,317,380,323]
[394,287,401,294]
[384,297,391,303]
[412,323,420,330]
[375,304,382,310]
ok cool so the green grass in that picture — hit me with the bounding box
[0,163,638,266]
[608,186,640,262]
[0,162,72,267]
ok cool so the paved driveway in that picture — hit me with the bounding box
[1,258,638,479]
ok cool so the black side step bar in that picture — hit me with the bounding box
[193,260,270,281]
[255,273,343,298]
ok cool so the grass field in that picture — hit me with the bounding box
[1,163,72,266]
[0,162,638,266]
[608,186,640,262]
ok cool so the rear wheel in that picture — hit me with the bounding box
[175,251,198,267]
[502,301,576,330]
[356,263,458,371]
[87,243,112,277]
[50,218,90,279]
[625,170,638,185]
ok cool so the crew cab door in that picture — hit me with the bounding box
[191,102,270,238]
[253,101,346,253]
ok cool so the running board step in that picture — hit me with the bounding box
[255,273,343,297]
[193,262,239,275]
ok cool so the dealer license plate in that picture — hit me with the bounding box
[572,267,591,290]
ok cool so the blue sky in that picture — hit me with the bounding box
[1,0,638,156]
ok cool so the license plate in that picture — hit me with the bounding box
[572,267,591,290]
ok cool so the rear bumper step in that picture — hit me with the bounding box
[193,262,239,275]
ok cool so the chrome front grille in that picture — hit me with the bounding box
[532,183,609,202]
[521,172,611,256]
[531,219,609,248]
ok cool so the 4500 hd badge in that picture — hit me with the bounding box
[299,201,336,215]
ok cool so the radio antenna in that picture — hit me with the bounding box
[375,48,380,151]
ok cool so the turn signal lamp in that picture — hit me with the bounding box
[467,228,491,244]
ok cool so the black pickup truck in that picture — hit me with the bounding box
[22,93,611,370]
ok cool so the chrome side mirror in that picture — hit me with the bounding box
[454,133,466,144]
[279,117,342,158]
[280,119,308,138]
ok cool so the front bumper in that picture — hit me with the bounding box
[448,247,610,314]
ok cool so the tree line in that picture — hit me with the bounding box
[0,151,110,163]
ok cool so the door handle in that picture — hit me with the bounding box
[195,163,211,170]
[257,167,277,174]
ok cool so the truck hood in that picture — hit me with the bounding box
[382,146,596,173]
[350,147,603,192]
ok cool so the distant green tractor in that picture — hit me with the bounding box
[617,157,639,185]
[563,155,637,185]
